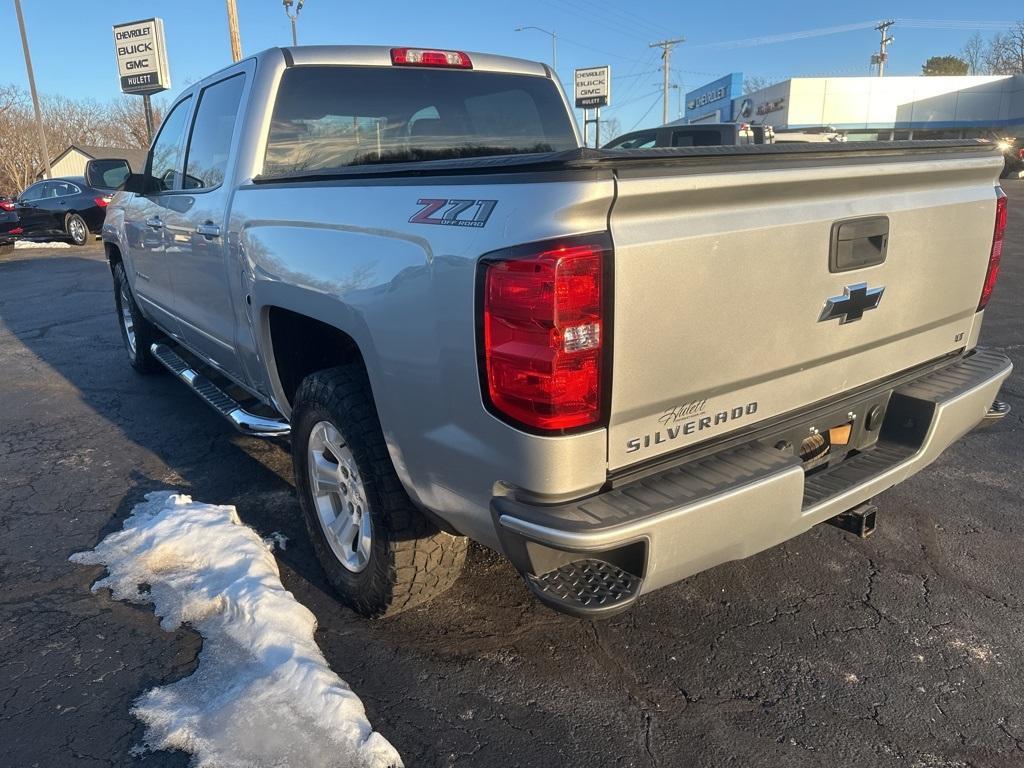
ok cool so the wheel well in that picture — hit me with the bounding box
[268,307,364,408]
[105,242,123,273]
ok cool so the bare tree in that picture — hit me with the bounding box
[104,97,164,148]
[982,24,1024,74]
[0,84,166,195]
[743,76,773,95]
[599,116,621,143]
[962,32,984,75]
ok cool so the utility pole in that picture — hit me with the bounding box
[13,0,50,180]
[226,0,243,62]
[650,37,685,125]
[283,0,305,47]
[872,20,894,77]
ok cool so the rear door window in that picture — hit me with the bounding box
[264,66,577,174]
[183,74,245,189]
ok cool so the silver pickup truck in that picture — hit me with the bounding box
[98,45,1012,619]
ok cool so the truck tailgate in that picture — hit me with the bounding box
[606,143,1003,470]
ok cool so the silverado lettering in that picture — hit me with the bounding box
[628,402,759,453]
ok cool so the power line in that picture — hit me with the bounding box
[544,0,656,44]
[628,92,663,132]
[897,18,1019,30]
[692,21,877,50]
[556,34,642,63]
[602,88,663,112]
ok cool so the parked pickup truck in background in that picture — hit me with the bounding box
[98,45,1012,619]
[604,120,774,149]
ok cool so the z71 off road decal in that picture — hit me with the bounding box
[410,198,497,228]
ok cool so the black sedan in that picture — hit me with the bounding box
[0,177,113,247]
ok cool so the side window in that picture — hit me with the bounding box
[41,182,60,198]
[609,132,657,149]
[150,96,193,192]
[183,74,245,189]
[20,183,46,201]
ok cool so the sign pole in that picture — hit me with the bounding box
[142,94,154,144]
[595,107,601,148]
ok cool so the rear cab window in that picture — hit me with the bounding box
[184,74,245,189]
[263,66,577,175]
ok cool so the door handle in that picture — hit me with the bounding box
[196,222,221,239]
[146,217,163,229]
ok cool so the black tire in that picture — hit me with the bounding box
[292,364,467,618]
[112,261,162,373]
[66,213,89,246]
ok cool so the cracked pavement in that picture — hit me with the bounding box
[2,182,1023,767]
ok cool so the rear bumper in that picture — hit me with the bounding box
[493,349,1012,617]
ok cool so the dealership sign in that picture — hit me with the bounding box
[575,66,611,109]
[112,18,171,95]
[684,73,742,122]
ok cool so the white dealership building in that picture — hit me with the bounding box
[686,73,1024,140]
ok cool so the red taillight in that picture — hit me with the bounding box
[94,196,111,208]
[979,189,1008,311]
[10,227,23,235]
[0,200,15,211]
[390,47,472,69]
[481,236,608,431]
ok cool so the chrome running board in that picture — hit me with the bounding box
[150,342,290,437]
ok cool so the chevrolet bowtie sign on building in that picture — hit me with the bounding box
[112,18,171,96]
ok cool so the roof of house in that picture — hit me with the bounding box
[49,144,149,173]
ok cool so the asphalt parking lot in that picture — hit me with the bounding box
[1,182,1023,768]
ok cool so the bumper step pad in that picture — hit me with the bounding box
[526,559,642,618]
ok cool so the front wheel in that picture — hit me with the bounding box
[292,364,467,618]
[66,213,89,246]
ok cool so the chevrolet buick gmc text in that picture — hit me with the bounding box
[98,46,1012,618]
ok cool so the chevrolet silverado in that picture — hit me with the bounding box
[98,45,1012,618]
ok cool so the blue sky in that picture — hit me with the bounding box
[0,1,1012,136]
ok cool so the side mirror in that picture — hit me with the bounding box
[84,158,143,192]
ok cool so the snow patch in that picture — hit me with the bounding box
[265,531,289,551]
[71,492,402,768]
[14,240,72,249]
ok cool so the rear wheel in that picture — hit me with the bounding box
[112,261,161,373]
[66,213,89,246]
[292,364,467,617]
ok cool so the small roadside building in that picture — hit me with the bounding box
[38,145,148,181]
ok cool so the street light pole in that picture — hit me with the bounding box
[283,0,305,46]
[514,26,557,72]
[13,0,51,180]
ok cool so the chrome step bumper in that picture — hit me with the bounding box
[494,349,1012,617]
[150,343,290,438]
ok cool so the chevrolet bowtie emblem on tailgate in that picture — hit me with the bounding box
[819,282,885,324]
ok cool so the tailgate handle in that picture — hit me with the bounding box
[830,216,889,272]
